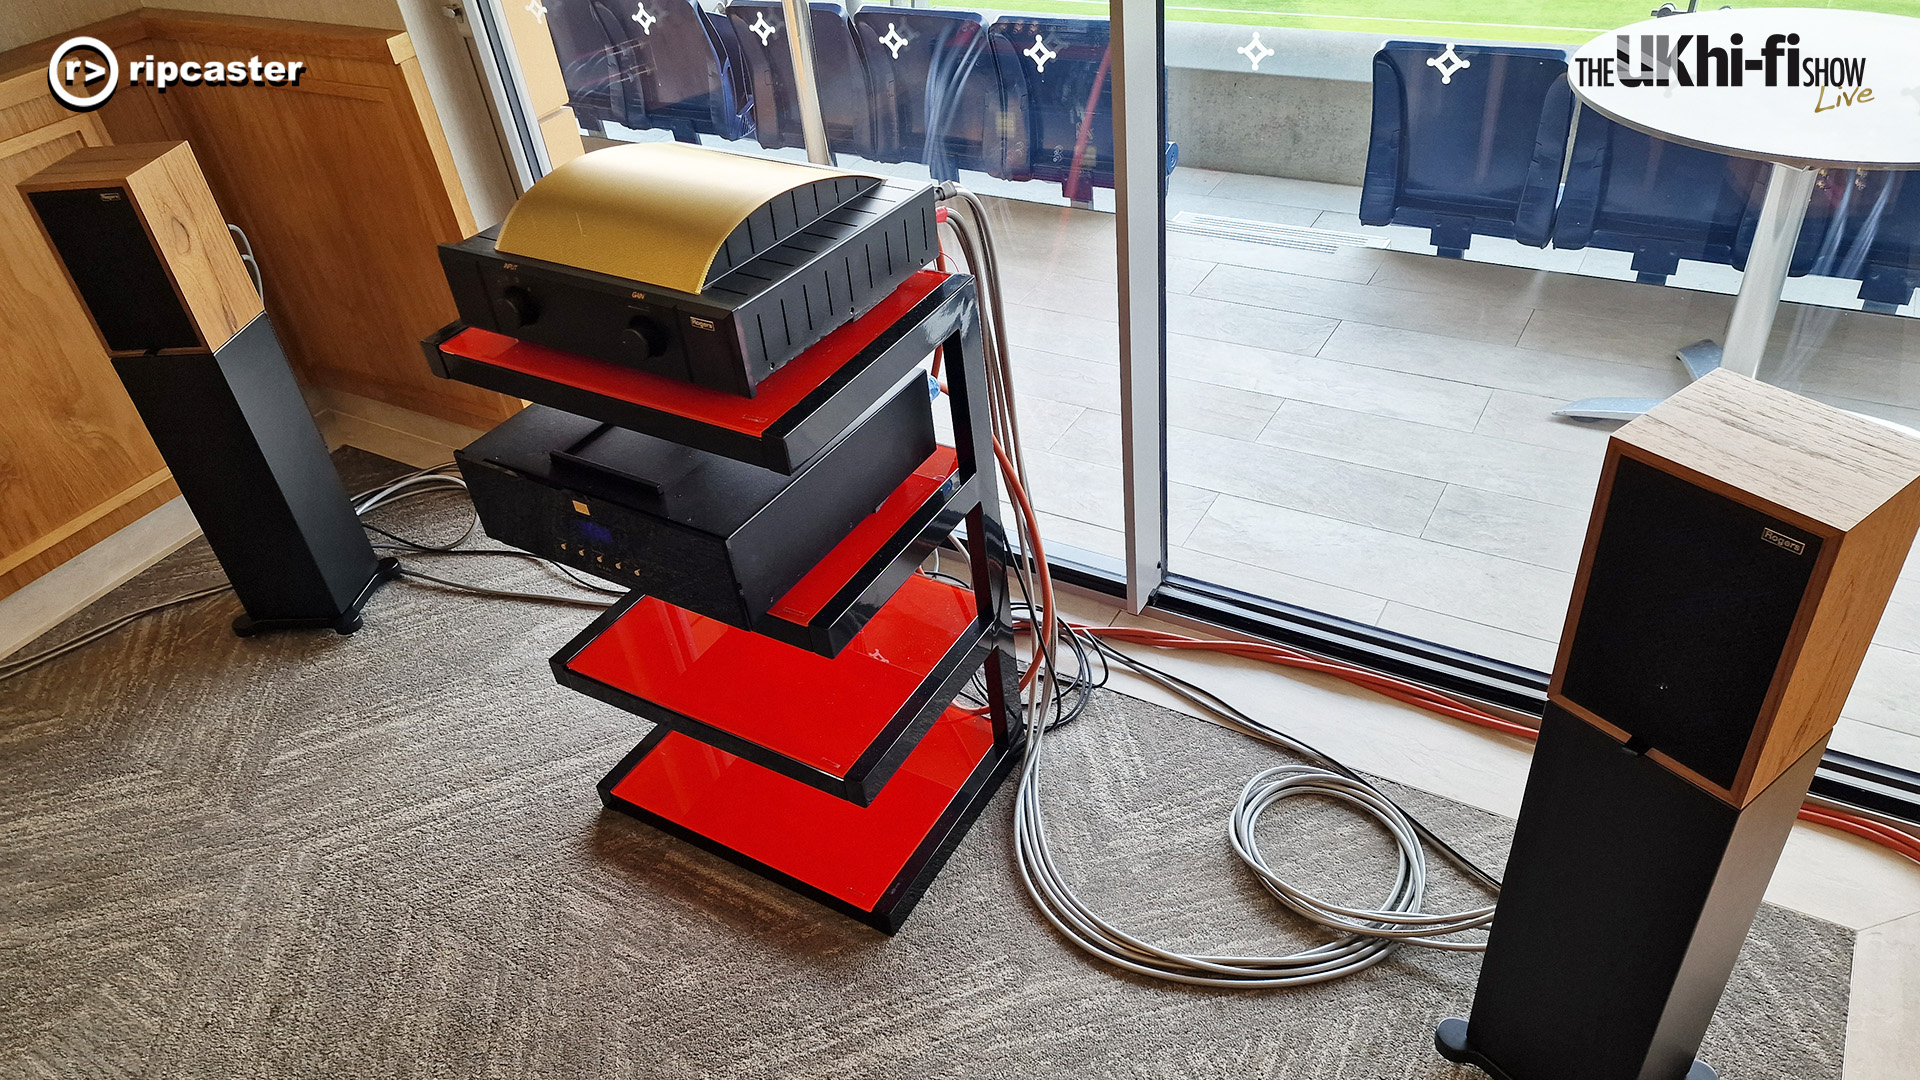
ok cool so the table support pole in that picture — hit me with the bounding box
[1720,162,1816,378]
[781,0,832,166]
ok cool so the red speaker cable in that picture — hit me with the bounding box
[987,445,1920,868]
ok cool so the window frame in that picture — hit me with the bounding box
[471,0,1920,828]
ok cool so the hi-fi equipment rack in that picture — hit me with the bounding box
[425,270,1019,930]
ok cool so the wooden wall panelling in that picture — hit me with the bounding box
[0,9,518,599]
[0,472,181,597]
[387,31,479,237]
[500,1,569,118]
[107,11,520,431]
[0,84,179,598]
[0,12,147,97]
[539,106,585,169]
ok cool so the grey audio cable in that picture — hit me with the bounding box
[937,183,1499,988]
[0,465,613,682]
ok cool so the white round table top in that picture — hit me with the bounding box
[1569,7,1920,170]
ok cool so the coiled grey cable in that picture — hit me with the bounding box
[1232,767,1495,949]
[937,184,1498,988]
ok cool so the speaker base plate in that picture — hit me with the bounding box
[231,556,399,637]
[1434,1018,1717,1080]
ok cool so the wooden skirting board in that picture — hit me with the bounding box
[0,390,476,660]
[0,8,526,601]
[0,469,176,582]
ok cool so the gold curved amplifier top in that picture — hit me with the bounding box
[494,143,875,295]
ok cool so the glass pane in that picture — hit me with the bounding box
[1155,7,1920,774]
[535,0,1125,567]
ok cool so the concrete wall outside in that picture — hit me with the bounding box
[1162,22,1375,186]
[1161,22,1565,186]
[1168,67,1370,186]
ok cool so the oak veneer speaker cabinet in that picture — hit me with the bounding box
[1554,368,1920,808]
[20,140,262,355]
[0,8,542,601]
[20,142,392,635]
[1440,370,1920,1080]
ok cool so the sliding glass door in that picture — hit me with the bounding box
[494,0,1920,786]
[1150,1,1920,776]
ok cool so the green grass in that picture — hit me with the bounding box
[936,0,1920,45]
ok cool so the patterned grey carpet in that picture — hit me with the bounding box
[0,449,1852,1078]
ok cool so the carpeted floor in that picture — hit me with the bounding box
[0,450,1853,1079]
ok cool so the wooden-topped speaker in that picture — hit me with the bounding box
[1440,371,1920,1080]
[19,140,262,356]
[1550,369,1920,807]
[19,140,391,636]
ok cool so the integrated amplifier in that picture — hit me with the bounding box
[457,378,936,630]
[438,143,938,398]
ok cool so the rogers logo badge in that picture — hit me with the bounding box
[1762,528,1808,555]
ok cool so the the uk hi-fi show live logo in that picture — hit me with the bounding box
[48,37,307,112]
[1577,30,1873,110]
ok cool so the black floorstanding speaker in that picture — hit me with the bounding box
[20,141,393,635]
[1438,370,1920,1080]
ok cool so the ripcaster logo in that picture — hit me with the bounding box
[1574,31,1873,113]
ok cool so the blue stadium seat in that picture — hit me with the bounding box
[1360,41,1573,256]
[851,8,1028,182]
[723,2,878,157]
[595,0,753,142]
[704,8,757,136]
[1552,108,1766,284]
[1744,170,1920,312]
[986,17,1115,201]
[544,0,643,132]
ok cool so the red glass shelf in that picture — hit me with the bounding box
[554,572,990,804]
[747,445,969,657]
[425,270,963,473]
[771,447,959,625]
[602,703,1007,926]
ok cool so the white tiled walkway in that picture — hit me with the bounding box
[972,170,1920,774]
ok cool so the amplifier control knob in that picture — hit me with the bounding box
[494,286,538,329]
[621,315,668,357]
